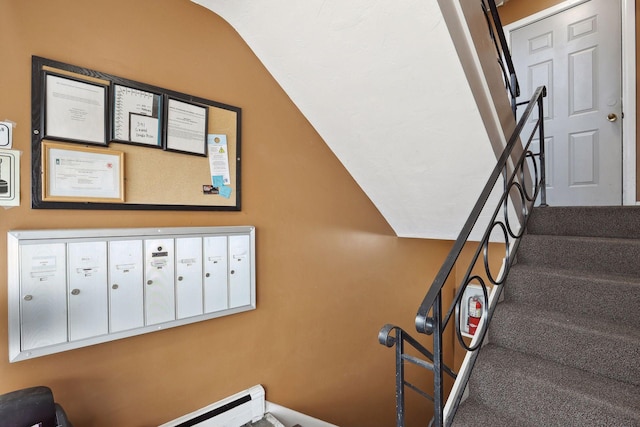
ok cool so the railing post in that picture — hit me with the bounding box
[510,73,518,117]
[432,294,444,426]
[396,329,405,427]
[538,87,548,207]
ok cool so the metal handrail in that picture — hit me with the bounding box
[379,85,546,427]
[378,324,457,427]
[427,85,545,426]
[482,0,520,115]
[416,85,546,336]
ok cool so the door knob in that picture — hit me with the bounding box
[607,113,618,122]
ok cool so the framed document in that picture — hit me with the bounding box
[112,83,163,148]
[165,97,208,156]
[44,72,108,146]
[42,141,124,203]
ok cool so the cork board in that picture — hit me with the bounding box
[31,56,241,210]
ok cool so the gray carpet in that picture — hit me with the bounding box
[451,206,640,426]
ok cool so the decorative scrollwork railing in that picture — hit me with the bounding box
[379,84,546,427]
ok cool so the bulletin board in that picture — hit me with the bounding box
[31,56,241,211]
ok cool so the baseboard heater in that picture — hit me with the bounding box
[159,385,267,427]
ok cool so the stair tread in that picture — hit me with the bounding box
[517,234,640,278]
[489,301,640,386]
[468,344,640,426]
[505,263,640,324]
[527,206,640,239]
[494,300,640,339]
[451,397,533,427]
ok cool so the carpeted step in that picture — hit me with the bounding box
[504,264,640,324]
[464,344,640,426]
[488,302,640,387]
[516,234,640,278]
[451,206,640,425]
[527,206,640,239]
[451,397,532,427]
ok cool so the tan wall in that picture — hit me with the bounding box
[0,1,456,425]
[499,0,639,201]
[498,0,566,23]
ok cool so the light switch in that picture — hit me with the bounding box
[0,122,12,148]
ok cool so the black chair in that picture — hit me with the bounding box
[0,386,72,427]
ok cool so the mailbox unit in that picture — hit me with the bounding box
[7,226,255,362]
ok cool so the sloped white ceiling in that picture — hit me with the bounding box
[192,0,499,240]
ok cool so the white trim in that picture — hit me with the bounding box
[159,385,266,427]
[504,0,637,205]
[503,0,590,32]
[621,0,636,205]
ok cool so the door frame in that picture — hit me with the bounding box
[504,0,637,205]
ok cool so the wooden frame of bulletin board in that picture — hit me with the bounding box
[31,56,241,211]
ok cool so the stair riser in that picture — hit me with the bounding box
[488,307,640,387]
[517,235,640,277]
[527,206,640,239]
[504,266,640,324]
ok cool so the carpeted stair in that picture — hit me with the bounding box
[451,206,640,426]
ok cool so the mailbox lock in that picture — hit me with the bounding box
[23,295,33,301]
[147,280,153,285]
[112,284,119,290]
[178,276,183,281]
[71,289,81,296]
[230,270,235,275]
[205,273,210,278]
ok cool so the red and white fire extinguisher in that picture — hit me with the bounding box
[468,296,482,335]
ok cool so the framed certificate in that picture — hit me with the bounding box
[42,141,124,203]
[165,97,208,156]
[111,83,163,148]
[44,72,109,146]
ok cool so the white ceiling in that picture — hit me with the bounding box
[192,0,503,240]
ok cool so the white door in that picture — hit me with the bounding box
[510,0,622,206]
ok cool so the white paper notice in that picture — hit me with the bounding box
[130,113,160,145]
[45,74,106,144]
[207,134,230,185]
[166,99,207,155]
[113,85,160,146]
